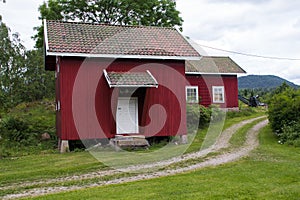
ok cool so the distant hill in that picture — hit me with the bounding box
[238,75,299,89]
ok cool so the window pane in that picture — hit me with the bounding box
[213,86,224,103]
[186,87,198,103]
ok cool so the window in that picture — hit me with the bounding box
[186,86,199,103]
[212,86,225,103]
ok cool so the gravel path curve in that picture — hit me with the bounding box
[2,117,268,199]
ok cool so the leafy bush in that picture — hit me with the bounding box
[209,104,225,122]
[268,85,300,146]
[268,88,300,132]
[279,122,300,147]
[0,117,33,143]
[0,100,56,157]
[186,104,211,133]
[186,104,200,133]
[199,105,212,127]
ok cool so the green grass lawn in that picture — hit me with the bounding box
[0,152,106,186]
[0,110,265,187]
[3,109,297,200]
[29,125,300,200]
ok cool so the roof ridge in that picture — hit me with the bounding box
[46,20,176,30]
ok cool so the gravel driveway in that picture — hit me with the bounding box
[2,117,268,199]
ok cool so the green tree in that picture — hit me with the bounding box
[21,49,55,102]
[0,15,26,108]
[273,82,290,95]
[34,0,183,48]
[243,89,248,97]
[33,0,64,49]
[0,16,54,110]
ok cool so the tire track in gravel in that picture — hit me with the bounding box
[2,117,268,200]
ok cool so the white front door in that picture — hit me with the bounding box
[116,97,138,134]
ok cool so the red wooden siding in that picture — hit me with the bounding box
[57,58,187,140]
[186,74,239,108]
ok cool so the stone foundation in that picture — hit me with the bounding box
[58,139,70,153]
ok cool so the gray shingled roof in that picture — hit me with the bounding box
[104,70,158,87]
[44,20,201,59]
[185,56,246,74]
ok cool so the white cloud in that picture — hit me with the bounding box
[0,0,299,84]
[0,0,44,48]
[177,0,300,84]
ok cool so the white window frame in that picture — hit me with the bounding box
[186,86,199,103]
[212,86,225,103]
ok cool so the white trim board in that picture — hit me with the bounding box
[185,72,244,75]
[43,19,49,52]
[45,51,201,60]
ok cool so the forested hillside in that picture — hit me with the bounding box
[238,75,299,89]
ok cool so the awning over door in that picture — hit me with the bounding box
[103,70,158,88]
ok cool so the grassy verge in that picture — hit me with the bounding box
[29,125,300,200]
[0,152,106,186]
[224,110,265,130]
[185,110,265,154]
[228,117,267,148]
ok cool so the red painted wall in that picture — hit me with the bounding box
[186,74,239,108]
[57,57,187,140]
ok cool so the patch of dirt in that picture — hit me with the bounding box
[2,117,268,200]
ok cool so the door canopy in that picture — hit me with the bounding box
[103,70,158,88]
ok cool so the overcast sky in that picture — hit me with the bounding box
[0,0,300,84]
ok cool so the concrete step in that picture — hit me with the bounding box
[110,135,150,149]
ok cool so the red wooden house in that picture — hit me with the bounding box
[44,21,245,152]
[185,56,246,109]
[44,20,201,151]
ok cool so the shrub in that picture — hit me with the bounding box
[0,100,56,157]
[0,117,32,143]
[279,121,300,147]
[199,105,212,127]
[186,104,211,133]
[268,88,300,132]
[0,145,11,158]
[209,104,225,122]
[268,85,300,147]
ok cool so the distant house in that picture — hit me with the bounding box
[185,56,246,109]
[44,20,245,152]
